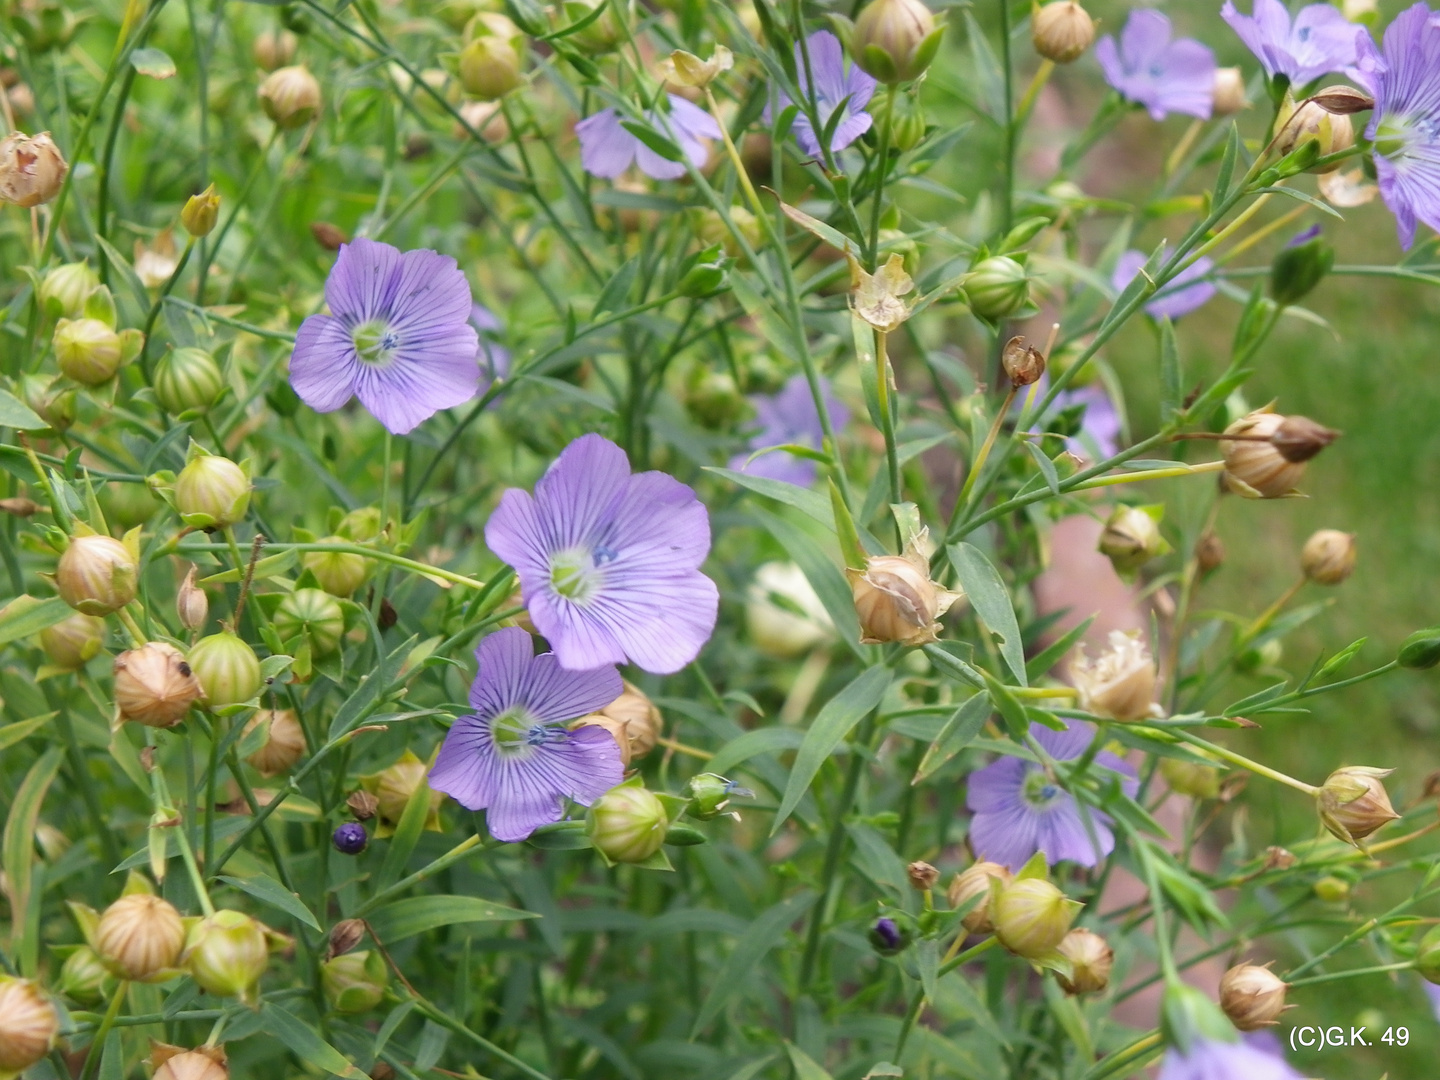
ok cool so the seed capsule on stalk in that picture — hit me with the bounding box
[361,750,444,834]
[39,260,98,319]
[587,783,669,864]
[1300,529,1356,585]
[302,540,369,598]
[114,642,202,727]
[993,878,1082,959]
[1001,335,1045,387]
[182,910,274,1003]
[151,1046,228,1080]
[95,893,186,981]
[1098,505,1164,573]
[847,529,961,647]
[852,0,943,84]
[962,255,1029,319]
[174,453,251,529]
[0,977,59,1075]
[57,945,116,1006]
[907,861,939,891]
[1031,1,1095,64]
[1219,962,1290,1030]
[39,610,105,670]
[1317,766,1400,847]
[947,860,1013,933]
[1220,407,1334,498]
[1055,928,1112,994]
[155,347,225,416]
[56,533,138,614]
[321,950,388,1012]
[258,66,321,128]
[1070,630,1159,721]
[53,316,122,384]
[252,29,297,71]
[243,709,306,776]
[188,632,261,709]
[1212,67,1247,116]
[275,587,345,658]
[0,130,67,206]
[176,565,209,631]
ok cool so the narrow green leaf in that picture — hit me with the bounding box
[260,1002,367,1078]
[375,772,438,894]
[217,873,321,931]
[830,479,866,572]
[593,257,639,317]
[707,726,806,776]
[619,119,683,162]
[1214,122,1241,200]
[131,46,176,78]
[691,891,816,1036]
[948,543,1027,686]
[328,634,416,740]
[1025,616,1094,682]
[981,671,1029,740]
[1023,442,1060,496]
[0,389,49,431]
[1158,317,1181,421]
[0,715,53,752]
[913,694,992,783]
[0,596,73,646]
[752,507,865,660]
[366,895,536,942]
[916,937,939,1004]
[706,467,832,527]
[786,1043,834,1080]
[778,200,855,254]
[3,747,63,975]
[373,1002,415,1058]
[772,666,890,833]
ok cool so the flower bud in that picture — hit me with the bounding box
[847,532,960,647]
[853,0,942,84]
[1055,928,1112,994]
[1001,335,1045,387]
[243,710,306,776]
[1275,94,1353,173]
[333,822,368,854]
[96,892,186,980]
[1032,2,1094,64]
[302,540,369,598]
[459,16,525,100]
[1300,529,1356,585]
[346,790,379,821]
[907,861,939,891]
[0,977,59,1074]
[947,860,1013,933]
[58,534,138,615]
[587,783,669,864]
[177,565,209,632]
[1414,925,1440,984]
[20,373,76,432]
[962,256,1029,319]
[101,480,160,530]
[362,750,443,832]
[686,773,752,820]
[114,642,202,727]
[275,587,345,658]
[155,347,225,415]
[663,46,734,89]
[1270,414,1338,463]
[258,66,321,129]
[174,454,251,528]
[180,185,220,238]
[152,1049,228,1080]
[53,316,122,384]
[0,131,67,207]
[1219,962,1289,1030]
[1271,226,1334,306]
[1399,627,1440,670]
[188,632,261,709]
[1159,757,1222,799]
[869,916,911,956]
[1220,408,1308,498]
[993,878,1081,959]
[1212,66,1247,116]
[57,945,117,1006]
[1318,766,1400,846]
[252,29,298,71]
[561,0,630,53]
[39,610,105,670]
[745,561,835,657]
[322,950,388,1012]
[39,261,99,319]
[1098,505,1163,573]
[336,506,383,541]
[1195,529,1225,574]
[1070,630,1158,722]
[881,87,928,151]
[182,910,270,1003]
[1313,875,1350,903]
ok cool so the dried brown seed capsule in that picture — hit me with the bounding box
[1219,962,1289,1030]
[114,642,202,727]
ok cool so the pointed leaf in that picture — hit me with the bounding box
[914,693,992,783]
[3,747,63,974]
[365,895,536,942]
[217,873,321,931]
[691,890,817,1036]
[948,543,1027,685]
[0,389,48,431]
[260,1002,367,1078]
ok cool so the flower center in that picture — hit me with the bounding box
[1023,768,1064,808]
[549,544,615,604]
[491,706,556,757]
[352,320,401,366]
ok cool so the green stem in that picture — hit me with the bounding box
[875,329,902,532]
[1286,961,1414,988]
[1162,728,1319,796]
[997,0,1014,234]
[78,980,129,1080]
[867,88,896,266]
[194,127,280,304]
[355,835,487,917]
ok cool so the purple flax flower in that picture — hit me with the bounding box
[575,95,720,181]
[1157,1037,1303,1080]
[1112,248,1217,319]
[428,627,624,843]
[290,238,480,435]
[471,303,510,382]
[1424,981,1440,1021]
[486,434,719,674]
[1096,10,1217,120]
[1352,3,1440,249]
[966,719,1136,870]
[764,32,877,158]
[1057,383,1121,460]
[729,374,849,487]
[1221,0,1366,86]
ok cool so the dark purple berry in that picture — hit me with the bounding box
[868,916,910,956]
[333,822,368,855]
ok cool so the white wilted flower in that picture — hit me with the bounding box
[1070,630,1161,721]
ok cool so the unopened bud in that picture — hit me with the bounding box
[275,587,345,659]
[155,347,225,416]
[1212,66,1247,116]
[177,565,209,631]
[993,878,1081,959]
[1001,335,1045,387]
[1318,766,1400,847]
[1313,875,1351,903]
[243,710,306,776]
[114,642,202,727]
[947,860,1013,933]
[1271,226,1334,306]
[1271,414,1339,463]
[0,131,67,207]
[1275,94,1354,173]
[333,822,368,854]
[1414,925,1440,984]
[53,316,122,384]
[1219,962,1289,1030]
[686,773,752,820]
[1194,529,1225,574]
[907,860,939,891]
[336,506,383,541]
[180,185,220,238]
[1160,756,1222,799]
[39,261,99,319]
[1070,630,1158,722]
[1300,529,1356,585]
[962,255,1029,319]
[327,919,366,960]
[852,0,943,84]
[0,977,59,1074]
[587,783,669,864]
[57,945,116,1006]
[152,1047,228,1080]
[1310,85,1374,115]
[310,221,348,250]
[868,916,911,956]
[182,910,271,1003]
[346,790,379,821]
[188,632,262,709]
[1098,505,1163,573]
[1055,928,1112,994]
[96,892,186,981]
[258,66,321,129]
[57,533,138,614]
[847,532,960,647]
[1220,408,1308,498]
[252,29,298,71]
[39,610,105,670]
[302,540,369,598]
[321,950,388,1012]
[664,46,734,89]
[174,453,251,528]
[1399,627,1440,670]
[1031,1,1094,63]
[459,15,525,100]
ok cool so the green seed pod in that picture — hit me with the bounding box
[188,632,262,708]
[1399,628,1440,669]
[321,950,388,1013]
[258,65,321,128]
[100,480,161,530]
[586,784,668,864]
[852,0,943,84]
[95,893,186,981]
[56,534,138,615]
[39,261,99,320]
[1313,875,1351,903]
[302,540,369,598]
[20,373,76,433]
[174,454,251,529]
[459,15,525,100]
[1415,925,1440,984]
[181,909,271,1003]
[154,347,224,416]
[39,611,105,670]
[962,256,1029,319]
[53,317,122,384]
[275,588,345,657]
[992,878,1081,959]
[57,945,117,1006]
[336,506,383,542]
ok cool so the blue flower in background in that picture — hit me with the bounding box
[730,374,849,487]
[1097,10,1217,120]
[1112,248,1217,320]
[765,31,877,157]
[576,95,721,181]
[1221,0,1367,85]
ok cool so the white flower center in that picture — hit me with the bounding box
[352,320,400,366]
